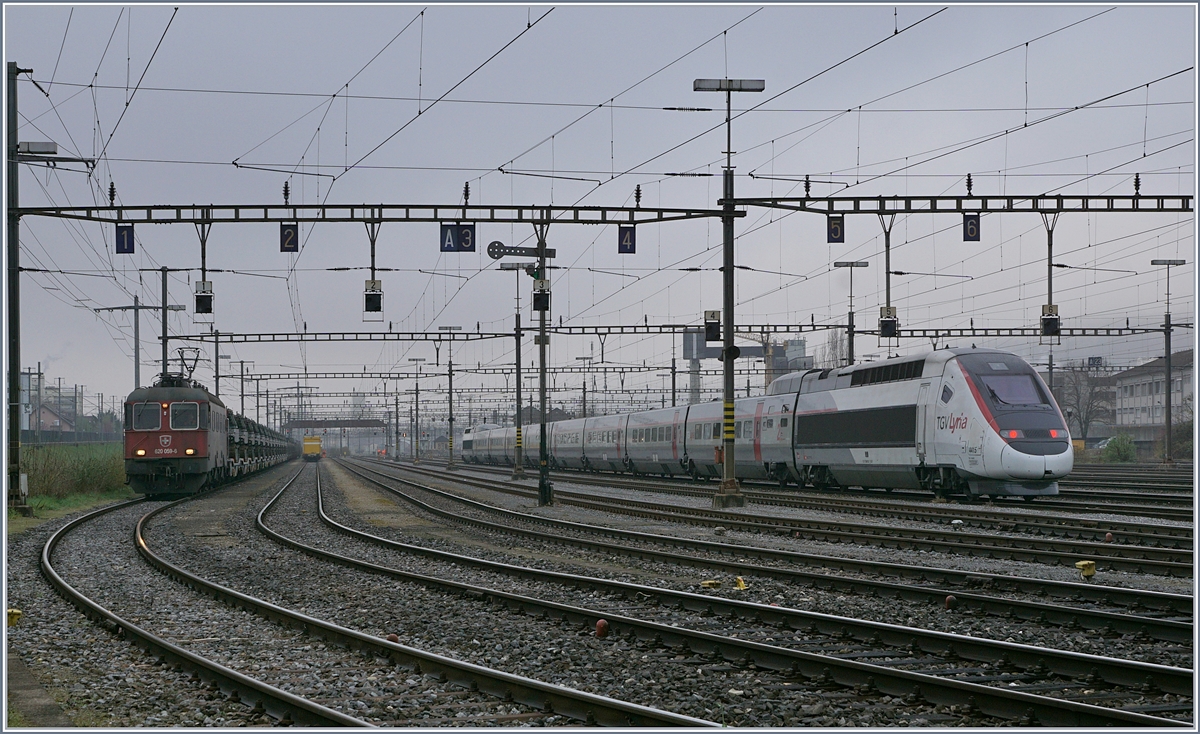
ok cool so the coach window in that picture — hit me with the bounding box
[171,402,200,430]
[132,402,161,431]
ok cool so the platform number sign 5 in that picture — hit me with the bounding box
[827,214,844,243]
[440,223,477,252]
[618,225,636,254]
[963,213,980,242]
[280,223,299,253]
[115,224,135,254]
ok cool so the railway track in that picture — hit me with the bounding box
[39,472,371,728]
[291,460,1189,726]
[433,460,1191,546]
[41,465,709,727]
[445,459,1194,521]
[346,459,1192,644]
[386,460,1192,577]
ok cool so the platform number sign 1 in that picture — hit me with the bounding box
[618,225,636,254]
[440,223,476,252]
[963,213,980,242]
[280,223,299,253]
[115,223,135,254]
[827,214,844,244]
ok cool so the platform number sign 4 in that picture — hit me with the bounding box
[280,223,299,253]
[618,225,636,254]
[963,213,980,242]
[115,223,135,254]
[440,223,476,252]
[827,214,844,244]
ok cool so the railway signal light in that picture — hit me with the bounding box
[364,279,383,321]
[879,306,899,338]
[194,281,213,315]
[532,291,550,312]
[704,310,720,342]
[1041,304,1060,337]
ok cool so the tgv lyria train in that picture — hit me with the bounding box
[462,348,1073,498]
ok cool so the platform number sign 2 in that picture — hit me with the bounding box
[440,224,476,252]
[618,225,636,254]
[280,223,299,253]
[115,224,135,254]
[826,215,844,243]
[963,213,980,242]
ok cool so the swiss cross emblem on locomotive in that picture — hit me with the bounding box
[159,435,172,447]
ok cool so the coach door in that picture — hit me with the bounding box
[753,401,765,462]
[915,382,930,462]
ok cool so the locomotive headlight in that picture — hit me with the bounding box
[185,448,195,455]
[136,449,146,456]
[1003,429,1024,440]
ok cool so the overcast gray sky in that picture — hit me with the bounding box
[6,3,1195,421]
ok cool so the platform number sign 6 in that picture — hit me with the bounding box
[826,214,844,243]
[115,223,135,254]
[280,223,299,253]
[440,223,476,252]
[618,225,636,254]
[963,213,980,242]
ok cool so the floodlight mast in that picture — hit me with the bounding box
[834,261,869,366]
[695,77,764,508]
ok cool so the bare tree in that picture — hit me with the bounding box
[816,329,847,369]
[1054,365,1113,440]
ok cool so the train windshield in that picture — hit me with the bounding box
[132,403,161,430]
[957,354,1051,408]
[977,374,1047,406]
[170,402,199,430]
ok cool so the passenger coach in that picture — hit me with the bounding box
[462,347,1072,498]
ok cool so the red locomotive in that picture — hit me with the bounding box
[124,374,296,497]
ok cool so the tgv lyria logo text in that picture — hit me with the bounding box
[937,414,968,433]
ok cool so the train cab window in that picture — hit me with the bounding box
[198,404,210,430]
[735,422,742,439]
[132,402,161,431]
[941,385,954,404]
[170,402,199,430]
[764,418,774,428]
[780,417,788,428]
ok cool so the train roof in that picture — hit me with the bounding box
[127,384,225,407]
[766,346,1018,395]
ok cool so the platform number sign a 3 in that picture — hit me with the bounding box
[280,223,299,253]
[827,215,844,243]
[963,213,980,242]
[618,225,636,254]
[115,223,135,254]
[440,223,476,252]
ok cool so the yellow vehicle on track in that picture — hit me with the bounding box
[302,436,323,462]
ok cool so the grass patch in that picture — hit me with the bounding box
[7,701,32,728]
[19,443,125,499]
[7,487,137,536]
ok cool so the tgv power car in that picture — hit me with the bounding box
[124,374,296,496]
[462,348,1072,498]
